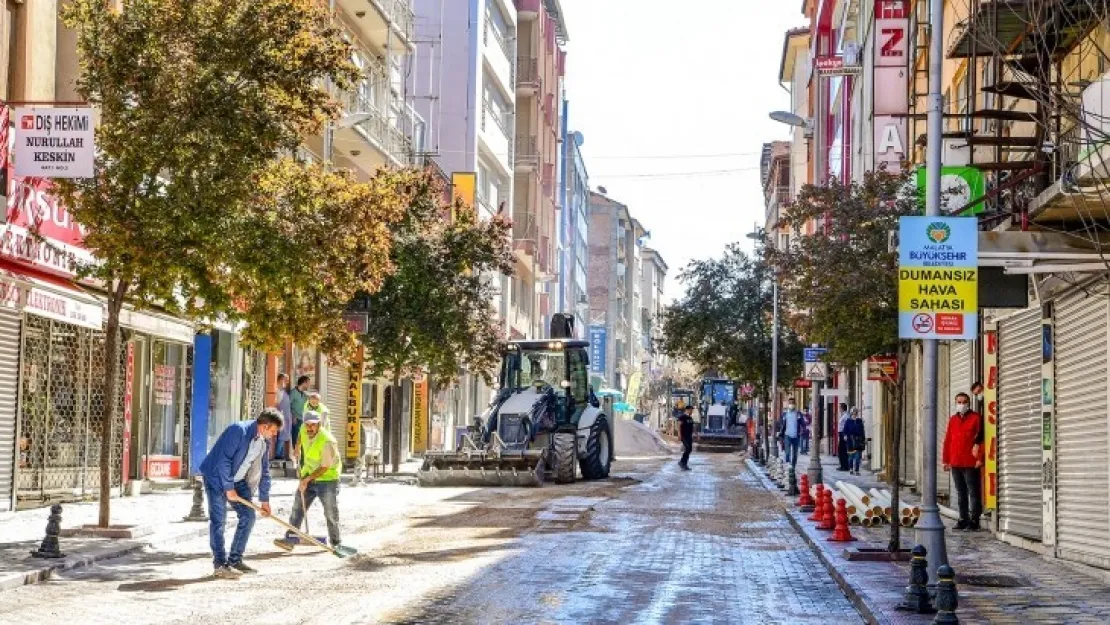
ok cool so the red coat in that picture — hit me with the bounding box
[942,410,983,468]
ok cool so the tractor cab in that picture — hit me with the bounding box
[490,339,593,448]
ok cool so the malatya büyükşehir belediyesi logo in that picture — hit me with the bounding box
[926,222,951,244]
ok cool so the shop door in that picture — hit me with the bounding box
[127,337,149,481]
[1055,290,1110,567]
[144,341,187,480]
[997,307,1043,541]
[325,362,348,451]
[0,309,21,512]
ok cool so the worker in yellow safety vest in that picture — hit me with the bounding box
[274,410,344,551]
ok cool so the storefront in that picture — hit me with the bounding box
[0,285,21,512]
[996,306,1043,542]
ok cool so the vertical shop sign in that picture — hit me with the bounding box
[1041,302,1056,545]
[345,359,363,460]
[122,342,135,486]
[411,375,428,453]
[982,323,998,509]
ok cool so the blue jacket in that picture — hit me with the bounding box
[199,421,272,502]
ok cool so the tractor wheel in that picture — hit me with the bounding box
[552,432,577,484]
[580,415,612,480]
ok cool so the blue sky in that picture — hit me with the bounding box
[559,0,805,301]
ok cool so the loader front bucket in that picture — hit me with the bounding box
[417,450,546,488]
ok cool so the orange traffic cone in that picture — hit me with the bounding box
[808,484,825,521]
[817,490,836,531]
[797,474,815,508]
[828,498,856,542]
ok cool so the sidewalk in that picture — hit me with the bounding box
[0,460,424,593]
[757,452,1110,624]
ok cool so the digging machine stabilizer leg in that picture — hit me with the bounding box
[417,313,613,488]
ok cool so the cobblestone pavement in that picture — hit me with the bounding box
[0,453,862,625]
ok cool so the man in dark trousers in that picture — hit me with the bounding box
[943,392,984,531]
[677,404,695,470]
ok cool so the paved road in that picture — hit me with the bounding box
[0,454,862,625]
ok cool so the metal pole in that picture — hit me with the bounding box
[806,61,827,488]
[918,0,949,584]
[769,277,779,463]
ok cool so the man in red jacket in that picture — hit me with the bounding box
[942,391,984,531]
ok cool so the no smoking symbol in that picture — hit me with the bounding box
[912,314,933,333]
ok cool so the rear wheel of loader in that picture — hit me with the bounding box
[580,415,611,480]
[553,432,577,484]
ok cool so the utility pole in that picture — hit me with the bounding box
[917,0,949,583]
[806,59,827,489]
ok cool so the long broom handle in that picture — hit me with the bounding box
[238,497,338,556]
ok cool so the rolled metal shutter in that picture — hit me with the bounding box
[325,362,348,456]
[0,310,21,512]
[997,307,1043,541]
[943,341,974,496]
[1056,290,1110,567]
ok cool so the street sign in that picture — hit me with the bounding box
[897,216,978,340]
[794,379,812,389]
[804,347,828,362]
[867,356,899,381]
[342,312,368,334]
[14,107,95,178]
[805,362,828,380]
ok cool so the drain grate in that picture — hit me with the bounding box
[957,574,1030,588]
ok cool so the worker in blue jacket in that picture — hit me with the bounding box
[199,408,283,579]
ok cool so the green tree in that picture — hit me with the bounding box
[57,0,364,526]
[766,170,916,552]
[359,172,514,472]
[659,243,804,420]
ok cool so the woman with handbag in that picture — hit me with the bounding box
[845,407,866,475]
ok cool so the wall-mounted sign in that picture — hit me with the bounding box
[866,356,899,381]
[343,311,368,334]
[588,325,606,374]
[815,55,861,76]
[13,107,95,178]
[915,166,986,216]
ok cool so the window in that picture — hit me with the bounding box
[568,349,589,404]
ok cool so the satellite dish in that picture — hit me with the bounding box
[769,111,809,129]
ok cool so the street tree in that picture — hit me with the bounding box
[56,0,361,527]
[766,170,917,552]
[359,173,514,472]
[659,243,804,435]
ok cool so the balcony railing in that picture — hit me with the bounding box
[339,86,413,165]
[481,102,510,137]
[515,134,539,168]
[517,56,540,90]
[484,17,514,61]
[377,0,414,42]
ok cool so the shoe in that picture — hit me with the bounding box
[213,565,242,580]
[681,465,691,471]
[273,537,298,552]
[967,521,981,532]
[230,561,257,574]
[955,520,970,530]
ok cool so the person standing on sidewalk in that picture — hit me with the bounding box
[943,392,984,531]
[845,407,866,475]
[275,410,345,550]
[273,373,294,461]
[779,398,802,468]
[199,408,282,579]
[837,403,851,471]
[677,404,695,470]
[799,408,811,455]
[290,375,310,448]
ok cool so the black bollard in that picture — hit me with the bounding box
[183,477,208,522]
[898,545,935,613]
[787,465,799,496]
[933,564,959,624]
[31,504,66,559]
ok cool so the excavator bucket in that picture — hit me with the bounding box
[417,450,546,487]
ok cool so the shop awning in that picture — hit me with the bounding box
[0,268,104,330]
[979,231,1110,275]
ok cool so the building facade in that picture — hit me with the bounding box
[559,113,589,338]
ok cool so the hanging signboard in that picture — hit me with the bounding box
[815,55,861,76]
[866,356,899,381]
[411,375,428,454]
[898,216,978,340]
[588,325,606,374]
[345,360,363,460]
[13,107,95,178]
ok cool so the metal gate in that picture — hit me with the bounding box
[244,349,266,419]
[325,361,348,452]
[944,341,974,497]
[997,307,1043,541]
[16,315,125,504]
[1055,290,1110,567]
[0,309,21,511]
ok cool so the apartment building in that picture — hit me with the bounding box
[639,247,668,400]
[559,115,589,338]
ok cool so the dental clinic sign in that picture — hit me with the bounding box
[13,107,95,178]
[898,216,978,340]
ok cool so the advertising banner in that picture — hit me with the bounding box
[898,216,978,340]
[588,325,606,374]
[411,375,428,454]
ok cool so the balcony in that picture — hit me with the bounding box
[479,103,511,174]
[337,0,414,52]
[515,134,539,171]
[516,57,540,96]
[483,17,513,95]
[337,85,413,169]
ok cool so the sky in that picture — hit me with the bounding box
[558,0,806,302]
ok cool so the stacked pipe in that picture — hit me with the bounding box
[835,482,883,527]
[868,488,920,526]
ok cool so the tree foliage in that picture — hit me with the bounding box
[765,171,917,365]
[659,244,804,392]
[56,0,369,526]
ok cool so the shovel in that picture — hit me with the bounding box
[239,497,358,559]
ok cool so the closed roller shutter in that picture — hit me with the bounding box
[325,362,348,458]
[997,307,1043,541]
[944,341,974,496]
[1056,290,1110,567]
[0,310,21,512]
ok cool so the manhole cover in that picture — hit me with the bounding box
[957,574,1029,588]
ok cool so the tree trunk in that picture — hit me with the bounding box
[391,371,402,473]
[98,281,128,528]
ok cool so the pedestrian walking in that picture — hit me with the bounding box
[677,404,695,470]
[275,410,345,551]
[799,409,811,455]
[272,373,293,461]
[290,375,310,447]
[845,407,865,475]
[778,398,802,468]
[837,403,851,471]
[198,408,283,579]
[943,392,984,531]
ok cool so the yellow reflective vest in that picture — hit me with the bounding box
[299,427,341,482]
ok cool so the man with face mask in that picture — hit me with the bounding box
[942,392,984,531]
[778,398,802,468]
